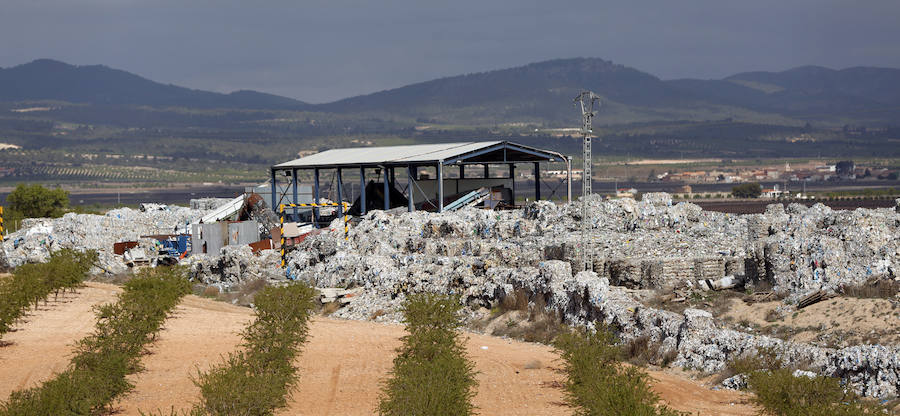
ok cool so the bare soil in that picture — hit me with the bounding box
[0,282,121,399]
[0,282,757,415]
[722,296,900,348]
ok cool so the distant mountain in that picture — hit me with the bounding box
[1,58,899,126]
[669,65,900,118]
[318,58,716,124]
[319,58,900,125]
[0,59,312,110]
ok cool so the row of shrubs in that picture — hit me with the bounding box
[0,267,191,416]
[378,293,479,416]
[161,282,317,416]
[0,249,97,339]
[555,326,686,416]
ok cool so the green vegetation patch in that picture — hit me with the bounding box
[178,282,316,416]
[748,369,889,416]
[553,326,686,416]
[0,249,96,340]
[720,348,893,415]
[6,183,69,218]
[378,293,478,416]
[0,267,190,416]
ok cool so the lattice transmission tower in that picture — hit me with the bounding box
[574,91,600,272]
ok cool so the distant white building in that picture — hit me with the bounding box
[761,184,784,198]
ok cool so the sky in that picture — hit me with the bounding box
[2,0,899,103]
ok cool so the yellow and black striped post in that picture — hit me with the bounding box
[0,206,4,243]
[279,202,351,268]
[279,203,286,268]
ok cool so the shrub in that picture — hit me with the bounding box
[732,182,762,198]
[719,347,891,415]
[747,369,888,416]
[188,283,316,416]
[0,266,190,416]
[6,184,69,218]
[553,326,686,416]
[378,293,478,416]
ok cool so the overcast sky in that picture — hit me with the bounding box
[2,0,899,103]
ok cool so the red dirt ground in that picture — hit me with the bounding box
[0,282,757,415]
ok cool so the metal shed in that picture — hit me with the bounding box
[269,140,571,220]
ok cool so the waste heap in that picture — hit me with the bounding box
[0,205,206,274]
[263,193,900,398]
[274,193,898,300]
[6,193,899,397]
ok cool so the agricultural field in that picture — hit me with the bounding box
[0,280,758,415]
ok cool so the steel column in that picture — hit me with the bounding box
[313,168,320,226]
[437,163,444,212]
[269,168,277,213]
[509,163,516,205]
[484,164,489,178]
[459,165,465,179]
[383,166,390,210]
[407,165,415,212]
[360,167,366,215]
[566,156,573,204]
[336,168,344,219]
[534,162,540,200]
[291,168,299,221]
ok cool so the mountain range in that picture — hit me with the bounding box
[2,58,899,126]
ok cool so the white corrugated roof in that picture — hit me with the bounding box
[275,141,508,168]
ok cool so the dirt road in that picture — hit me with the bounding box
[0,283,757,415]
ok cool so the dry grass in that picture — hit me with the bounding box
[321,301,341,316]
[191,279,270,307]
[647,288,746,317]
[621,335,677,368]
[370,309,387,320]
[500,288,529,312]
[842,278,900,300]
[489,293,566,344]
[201,286,220,298]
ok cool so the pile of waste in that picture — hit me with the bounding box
[0,205,207,274]
[4,192,899,397]
[266,194,899,397]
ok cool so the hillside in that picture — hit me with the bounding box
[2,58,899,126]
[669,65,900,120]
[319,58,712,124]
[0,59,312,110]
[318,58,900,125]
[0,57,898,187]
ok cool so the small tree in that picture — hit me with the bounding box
[7,184,69,218]
[732,183,762,199]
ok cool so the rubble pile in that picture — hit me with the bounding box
[186,245,282,287]
[266,194,899,397]
[4,192,899,397]
[275,194,898,299]
[756,203,900,296]
[0,205,206,273]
